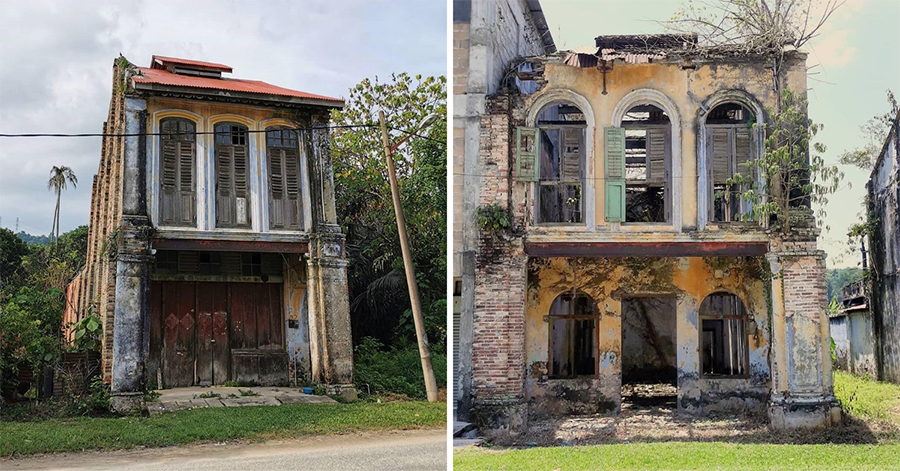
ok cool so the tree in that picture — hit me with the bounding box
[839,89,898,170]
[46,166,78,245]
[0,227,29,293]
[329,73,447,348]
[668,0,844,104]
[735,89,842,233]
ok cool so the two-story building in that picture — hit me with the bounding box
[459,34,840,431]
[65,55,354,410]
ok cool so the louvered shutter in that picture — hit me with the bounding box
[604,127,626,222]
[561,128,583,182]
[734,128,753,182]
[161,140,178,224]
[647,128,667,187]
[283,149,302,229]
[234,145,249,226]
[215,145,234,227]
[710,128,732,184]
[515,127,539,182]
[177,141,195,225]
[269,149,285,228]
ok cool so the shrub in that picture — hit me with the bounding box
[354,337,447,399]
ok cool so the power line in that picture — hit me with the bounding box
[0,124,447,146]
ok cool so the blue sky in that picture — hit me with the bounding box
[0,0,446,238]
[541,0,900,267]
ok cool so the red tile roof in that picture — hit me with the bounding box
[151,55,233,73]
[133,57,343,104]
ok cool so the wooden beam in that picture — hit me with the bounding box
[525,241,768,257]
[151,238,309,254]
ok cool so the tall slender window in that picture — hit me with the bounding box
[706,103,756,222]
[622,104,671,223]
[699,292,749,377]
[549,290,598,378]
[536,102,586,224]
[266,126,303,230]
[159,118,196,226]
[214,123,250,228]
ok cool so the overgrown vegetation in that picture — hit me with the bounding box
[477,204,511,238]
[353,337,447,399]
[329,73,447,400]
[839,89,898,170]
[834,371,900,427]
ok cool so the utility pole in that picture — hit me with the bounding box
[378,110,438,402]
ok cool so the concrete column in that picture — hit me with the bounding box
[766,236,841,429]
[111,97,152,411]
[306,226,355,399]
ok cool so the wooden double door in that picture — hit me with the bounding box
[150,281,284,388]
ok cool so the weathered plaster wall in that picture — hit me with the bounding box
[284,257,311,384]
[523,256,770,418]
[869,115,900,384]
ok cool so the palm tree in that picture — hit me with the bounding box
[47,166,77,245]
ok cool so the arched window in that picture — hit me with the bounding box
[214,122,250,228]
[622,104,670,223]
[159,117,196,226]
[536,102,586,224]
[266,126,303,230]
[699,292,748,377]
[549,290,598,378]
[705,103,756,222]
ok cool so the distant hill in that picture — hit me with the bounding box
[15,231,51,245]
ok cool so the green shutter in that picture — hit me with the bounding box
[515,127,539,182]
[604,127,626,222]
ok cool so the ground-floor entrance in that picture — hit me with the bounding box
[621,296,677,408]
[149,278,287,388]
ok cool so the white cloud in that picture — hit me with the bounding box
[810,29,858,68]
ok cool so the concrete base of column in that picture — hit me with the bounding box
[469,398,528,433]
[324,384,358,401]
[110,391,144,413]
[768,394,842,429]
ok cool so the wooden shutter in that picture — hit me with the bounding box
[647,128,667,187]
[604,127,626,222]
[233,145,249,226]
[160,140,178,224]
[710,128,732,184]
[177,141,195,225]
[561,128,583,182]
[284,149,302,229]
[734,128,753,181]
[269,149,285,228]
[515,127,539,182]
[215,145,234,227]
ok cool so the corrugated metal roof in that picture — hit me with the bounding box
[133,67,344,103]
[151,55,233,73]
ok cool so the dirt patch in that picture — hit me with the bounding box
[485,404,896,447]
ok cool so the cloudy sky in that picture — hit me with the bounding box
[0,0,446,237]
[541,0,900,267]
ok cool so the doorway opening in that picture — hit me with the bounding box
[621,296,677,408]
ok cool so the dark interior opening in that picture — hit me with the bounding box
[621,296,677,407]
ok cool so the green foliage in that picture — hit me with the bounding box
[66,376,111,417]
[353,337,447,399]
[0,227,29,288]
[70,313,101,352]
[238,389,259,397]
[330,73,447,346]
[735,89,843,233]
[395,299,447,352]
[0,285,65,383]
[834,371,900,426]
[14,231,51,246]
[476,204,511,235]
[826,268,865,302]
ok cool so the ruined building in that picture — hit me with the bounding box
[455,33,841,430]
[65,56,354,409]
[453,0,556,418]
[867,110,900,384]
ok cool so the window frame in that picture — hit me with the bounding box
[158,116,198,228]
[535,102,587,226]
[546,289,600,379]
[213,121,252,229]
[265,125,305,231]
[620,112,672,225]
[698,291,751,379]
[705,121,758,224]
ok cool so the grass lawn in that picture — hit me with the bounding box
[0,401,445,457]
[455,373,900,470]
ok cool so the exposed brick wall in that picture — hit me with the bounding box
[453,22,469,96]
[68,58,128,382]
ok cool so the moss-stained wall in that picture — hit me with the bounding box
[524,256,770,418]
